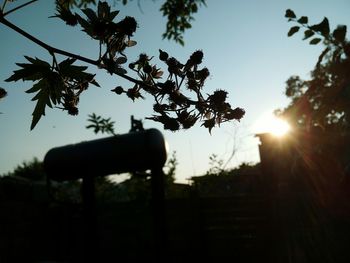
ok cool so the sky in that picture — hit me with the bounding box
[1,0,350,183]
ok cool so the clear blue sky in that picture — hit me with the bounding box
[1,0,349,182]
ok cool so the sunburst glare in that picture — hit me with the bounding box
[253,112,291,137]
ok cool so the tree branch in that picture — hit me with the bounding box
[3,0,39,17]
[0,15,98,65]
[0,15,149,87]
[1,0,8,12]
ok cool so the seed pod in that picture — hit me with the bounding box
[143,64,153,74]
[111,86,124,95]
[0,88,7,99]
[159,49,169,61]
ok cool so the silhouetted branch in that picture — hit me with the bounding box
[1,0,243,131]
[0,14,150,87]
[0,15,96,64]
[2,0,38,16]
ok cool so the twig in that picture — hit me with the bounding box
[1,0,8,12]
[0,15,149,87]
[0,16,98,65]
[51,52,59,70]
[178,75,185,88]
[99,41,102,60]
[175,75,179,89]
[3,0,38,17]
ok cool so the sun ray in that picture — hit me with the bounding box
[253,112,291,137]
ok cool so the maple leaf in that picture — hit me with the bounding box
[59,58,100,87]
[5,56,51,82]
[26,79,53,130]
[6,56,99,130]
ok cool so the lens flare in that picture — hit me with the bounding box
[253,112,291,137]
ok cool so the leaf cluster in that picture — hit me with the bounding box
[59,0,206,45]
[113,49,244,133]
[6,56,99,129]
[280,10,350,133]
[163,150,177,182]
[86,112,116,135]
[55,0,137,74]
[5,1,139,130]
[160,0,206,45]
[285,9,349,66]
[206,153,225,176]
[3,1,242,132]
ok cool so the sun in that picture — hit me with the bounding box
[253,112,291,137]
[268,118,291,136]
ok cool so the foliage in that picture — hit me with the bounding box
[86,112,116,135]
[130,50,245,133]
[59,0,207,45]
[1,157,45,180]
[160,0,206,46]
[279,9,350,132]
[163,150,177,184]
[206,153,225,176]
[0,157,82,203]
[229,162,260,176]
[205,152,260,177]
[0,0,243,132]
[6,56,99,129]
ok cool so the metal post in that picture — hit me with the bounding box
[151,167,167,262]
[82,176,98,263]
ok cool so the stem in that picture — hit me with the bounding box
[148,73,158,88]
[175,75,179,89]
[3,0,39,16]
[195,112,201,120]
[153,93,161,105]
[100,49,108,61]
[99,41,102,60]
[178,75,185,87]
[1,0,7,12]
[51,52,59,70]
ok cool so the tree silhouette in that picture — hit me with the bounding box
[279,9,350,133]
[273,9,350,190]
[0,0,244,132]
[1,157,45,181]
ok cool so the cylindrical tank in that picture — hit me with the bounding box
[44,128,168,181]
